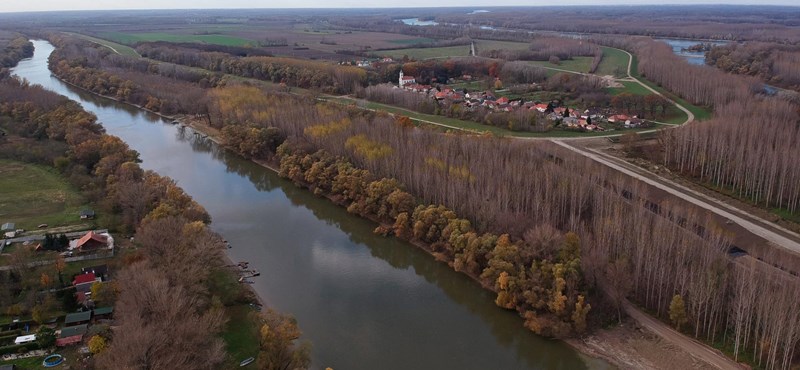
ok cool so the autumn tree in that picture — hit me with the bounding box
[256,309,311,370]
[669,294,688,331]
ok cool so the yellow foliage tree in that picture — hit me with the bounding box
[89,335,107,354]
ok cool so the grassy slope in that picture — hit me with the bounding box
[529,57,593,73]
[66,32,140,57]
[0,159,90,230]
[608,81,652,96]
[476,40,531,51]
[596,47,629,77]
[100,32,257,47]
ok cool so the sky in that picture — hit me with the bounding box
[0,0,797,13]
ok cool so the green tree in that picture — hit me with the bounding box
[37,326,56,348]
[669,294,688,331]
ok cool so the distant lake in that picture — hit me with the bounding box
[401,18,438,26]
[656,38,728,66]
[468,10,490,14]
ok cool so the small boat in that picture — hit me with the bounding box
[239,357,255,367]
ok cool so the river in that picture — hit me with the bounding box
[11,40,608,370]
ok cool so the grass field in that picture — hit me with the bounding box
[608,81,652,96]
[100,31,258,47]
[595,47,629,77]
[475,40,531,51]
[381,45,471,60]
[66,32,140,57]
[529,57,593,74]
[222,305,261,366]
[0,160,90,231]
[388,38,436,45]
[0,355,46,369]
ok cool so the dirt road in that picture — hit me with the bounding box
[622,301,743,370]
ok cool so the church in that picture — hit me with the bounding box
[399,70,416,87]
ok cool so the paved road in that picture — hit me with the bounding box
[552,140,800,255]
[622,301,743,370]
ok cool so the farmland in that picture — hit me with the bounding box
[99,31,258,47]
[380,45,471,60]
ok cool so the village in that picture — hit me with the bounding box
[0,209,116,368]
[395,70,647,132]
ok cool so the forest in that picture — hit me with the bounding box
[39,30,800,368]
[705,42,800,91]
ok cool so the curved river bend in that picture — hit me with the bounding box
[12,40,608,370]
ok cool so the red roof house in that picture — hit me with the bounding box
[75,231,108,252]
[72,272,97,286]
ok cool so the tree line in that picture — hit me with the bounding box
[0,31,33,69]
[706,42,800,91]
[135,42,368,94]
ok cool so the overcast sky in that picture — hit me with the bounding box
[0,0,797,13]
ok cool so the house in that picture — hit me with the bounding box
[496,97,510,106]
[73,272,98,286]
[399,71,416,87]
[64,311,91,327]
[1,222,14,231]
[533,103,549,113]
[608,114,631,123]
[71,231,112,252]
[56,324,88,347]
[80,209,95,220]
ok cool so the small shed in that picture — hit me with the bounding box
[57,324,87,346]
[13,334,36,345]
[59,324,88,338]
[64,311,92,326]
[80,209,95,220]
[1,223,14,231]
[93,306,113,319]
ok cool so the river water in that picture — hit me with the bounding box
[12,40,608,370]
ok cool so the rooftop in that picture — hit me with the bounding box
[59,323,88,338]
[64,311,91,325]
